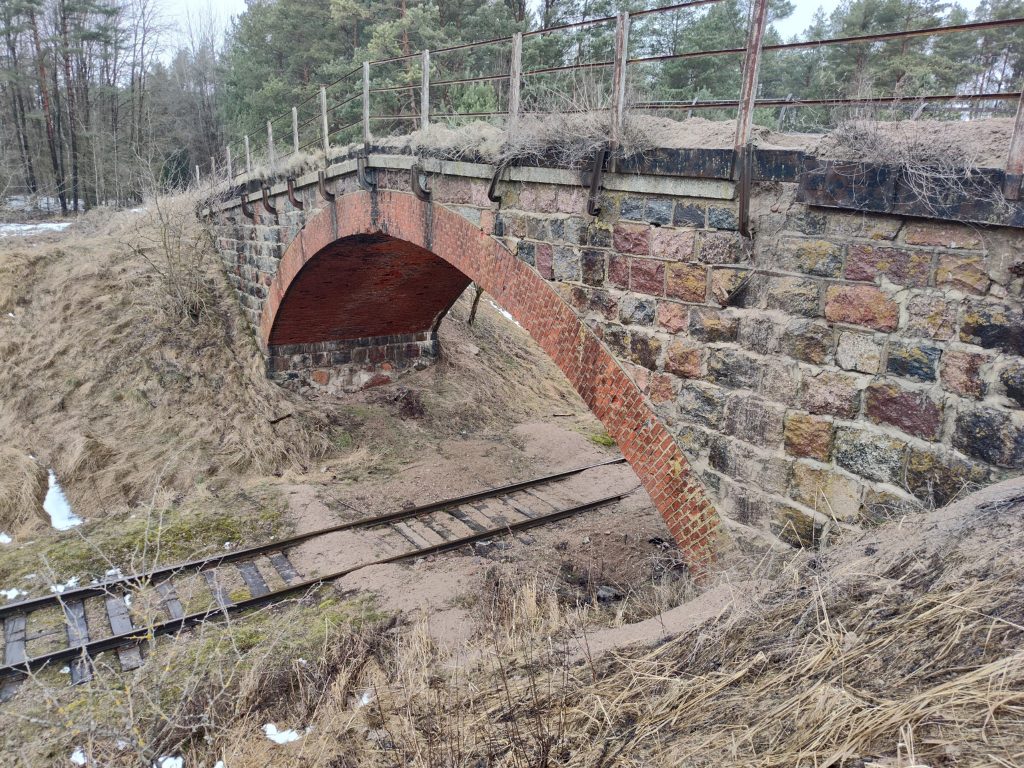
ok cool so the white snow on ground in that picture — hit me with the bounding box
[487,298,523,328]
[70,747,87,765]
[4,195,61,212]
[44,469,82,530]
[1,588,26,601]
[153,757,183,768]
[354,688,375,709]
[49,576,80,594]
[0,533,11,544]
[0,222,71,238]
[263,723,305,744]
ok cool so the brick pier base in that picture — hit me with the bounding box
[268,331,439,392]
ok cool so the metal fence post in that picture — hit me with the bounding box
[734,0,769,162]
[1004,90,1024,200]
[610,13,630,156]
[320,86,330,155]
[509,32,523,129]
[362,61,371,147]
[267,121,276,169]
[244,135,251,174]
[421,50,430,128]
[292,107,300,154]
[226,146,233,179]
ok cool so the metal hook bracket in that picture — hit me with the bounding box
[487,164,505,204]
[261,185,277,216]
[410,164,431,201]
[585,145,610,217]
[357,155,376,191]
[240,193,255,221]
[286,178,304,210]
[736,141,754,238]
[317,170,336,202]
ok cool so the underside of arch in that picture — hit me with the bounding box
[260,189,721,567]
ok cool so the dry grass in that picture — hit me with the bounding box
[0,200,344,536]
[0,447,47,533]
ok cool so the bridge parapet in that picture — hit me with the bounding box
[206,146,1024,555]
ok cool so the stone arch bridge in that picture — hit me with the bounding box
[205,147,1024,566]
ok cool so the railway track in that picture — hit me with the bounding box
[0,457,631,700]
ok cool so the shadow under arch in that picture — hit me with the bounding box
[260,189,720,567]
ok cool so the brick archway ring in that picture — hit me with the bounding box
[260,189,720,567]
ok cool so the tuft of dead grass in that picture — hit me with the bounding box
[0,447,47,533]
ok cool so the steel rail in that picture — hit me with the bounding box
[431,34,514,55]
[0,458,625,620]
[0,490,630,679]
[630,0,726,17]
[431,72,511,87]
[329,92,363,111]
[631,91,1021,110]
[523,60,614,76]
[369,82,420,93]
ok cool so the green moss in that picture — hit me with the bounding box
[0,488,290,588]
[588,430,616,448]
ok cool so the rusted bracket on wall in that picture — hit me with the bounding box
[736,141,754,238]
[410,164,431,201]
[487,164,505,204]
[357,154,376,191]
[585,145,610,217]
[240,193,255,221]
[317,170,336,202]
[261,185,277,216]
[286,178,304,210]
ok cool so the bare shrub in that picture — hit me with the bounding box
[818,114,1008,216]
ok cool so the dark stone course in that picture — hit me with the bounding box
[953,407,1024,469]
[677,381,729,427]
[706,348,761,391]
[1001,363,1024,407]
[673,203,706,228]
[832,427,907,484]
[887,342,942,382]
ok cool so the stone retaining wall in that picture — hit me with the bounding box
[209,153,1024,547]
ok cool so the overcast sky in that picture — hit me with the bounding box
[158,0,978,52]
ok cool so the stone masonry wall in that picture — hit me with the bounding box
[210,159,1024,548]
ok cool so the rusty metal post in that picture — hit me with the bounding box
[226,146,233,179]
[292,107,300,154]
[509,32,523,129]
[421,50,430,128]
[244,135,251,174]
[1004,90,1024,200]
[362,61,372,147]
[267,121,276,169]
[734,0,769,166]
[320,86,330,155]
[610,12,630,159]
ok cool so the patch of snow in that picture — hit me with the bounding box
[263,723,304,744]
[354,688,375,709]
[223,541,233,550]
[70,747,87,765]
[49,576,80,594]
[24,573,37,580]
[44,470,81,530]
[153,757,183,768]
[214,762,225,768]
[5,312,13,319]
[0,533,11,544]
[115,739,130,750]
[1,588,26,601]
[124,593,133,608]
[0,222,71,238]
[60,666,71,674]
[487,298,523,328]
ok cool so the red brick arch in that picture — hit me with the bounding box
[261,189,720,566]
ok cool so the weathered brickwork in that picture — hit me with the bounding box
[208,153,1024,558]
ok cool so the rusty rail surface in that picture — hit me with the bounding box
[0,458,630,698]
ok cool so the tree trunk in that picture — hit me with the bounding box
[59,0,80,212]
[29,9,67,214]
